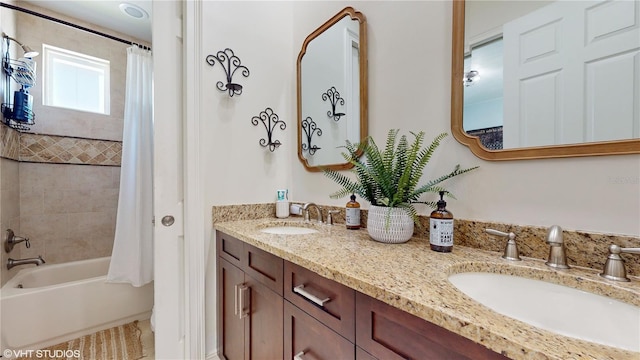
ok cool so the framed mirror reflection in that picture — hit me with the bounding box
[451,0,640,160]
[297,6,368,171]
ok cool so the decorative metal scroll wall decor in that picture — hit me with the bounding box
[301,117,322,155]
[251,107,286,152]
[205,48,249,97]
[322,86,345,121]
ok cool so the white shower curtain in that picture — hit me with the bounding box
[107,46,154,287]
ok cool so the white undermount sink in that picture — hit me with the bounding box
[260,226,319,235]
[448,272,640,352]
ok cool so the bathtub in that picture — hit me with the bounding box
[1,256,153,352]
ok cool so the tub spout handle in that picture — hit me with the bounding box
[4,229,30,253]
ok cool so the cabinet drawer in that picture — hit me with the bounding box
[216,231,284,295]
[284,261,355,341]
[244,242,283,296]
[284,301,355,360]
[216,230,244,268]
[355,292,508,360]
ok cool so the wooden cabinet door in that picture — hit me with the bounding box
[218,258,246,360]
[245,274,283,360]
[284,301,355,360]
[355,292,508,360]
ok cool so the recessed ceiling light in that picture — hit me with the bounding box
[119,3,149,20]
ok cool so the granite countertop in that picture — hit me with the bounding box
[214,217,640,360]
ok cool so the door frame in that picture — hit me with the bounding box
[183,0,207,358]
[152,1,206,358]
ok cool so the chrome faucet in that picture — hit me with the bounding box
[7,256,45,270]
[545,225,570,269]
[600,245,640,282]
[302,202,323,223]
[486,229,521,261]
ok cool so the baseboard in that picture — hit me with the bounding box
[205,349,222,360]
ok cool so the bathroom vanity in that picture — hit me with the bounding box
[217,230,504,359]
[215,218,640,360]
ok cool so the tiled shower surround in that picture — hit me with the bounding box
[0,0,139,285]
[0,124,122,285]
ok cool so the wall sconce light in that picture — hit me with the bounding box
[1,32,39,58]
[205,48,249,97]
[252,107,286,152]
[463,70,480,87]
[301,116,322,155]
[322,86,345,121]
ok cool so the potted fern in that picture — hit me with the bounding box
[324,129,478,243]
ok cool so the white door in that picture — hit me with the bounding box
[582,0,640,142]
[503,0,639,147]
[152,1,185,358]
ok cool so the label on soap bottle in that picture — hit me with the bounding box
[345,208,361,229]
[429,218,454,247]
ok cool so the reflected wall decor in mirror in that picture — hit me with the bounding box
[451,0,640,160]
[297,6,368,171]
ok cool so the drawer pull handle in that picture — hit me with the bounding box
[293,284,330,307]
[238,284,250,319]
[294,351,305,360]
[234,284,239,316]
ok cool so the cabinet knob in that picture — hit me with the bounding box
[294,351,305,360]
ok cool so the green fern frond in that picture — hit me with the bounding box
[323,129,479,226]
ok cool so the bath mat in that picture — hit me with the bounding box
[18,321,144,360]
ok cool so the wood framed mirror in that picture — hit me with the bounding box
[451,0,640,160]
[297,6,368,171]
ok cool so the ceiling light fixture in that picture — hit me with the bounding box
[119,3,149,20]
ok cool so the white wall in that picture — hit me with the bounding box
[291,1,639,238]
[202,0,640,356]
[201,1,294,354]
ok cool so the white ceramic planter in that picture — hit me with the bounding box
[366,205,414,243]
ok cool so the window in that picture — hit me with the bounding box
[42,44,110,115]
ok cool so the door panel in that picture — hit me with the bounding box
[152,1,184,358]
[503,0,640,148]
[219,259,246,360]
[245,275,283,360]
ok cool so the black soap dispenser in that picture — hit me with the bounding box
[429,191,454,253]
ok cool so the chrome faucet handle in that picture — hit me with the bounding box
[545,225,570,269]
[600,245,640,282]
[327,210,339,225]
[4,229,30,253]
[486,229,521,261]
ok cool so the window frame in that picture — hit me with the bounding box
[42,44,111,115]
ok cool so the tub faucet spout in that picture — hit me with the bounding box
[7,255,45,270]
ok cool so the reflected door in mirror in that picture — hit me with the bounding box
[452,0,640,160]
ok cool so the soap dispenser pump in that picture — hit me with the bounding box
[429,191,454,253]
